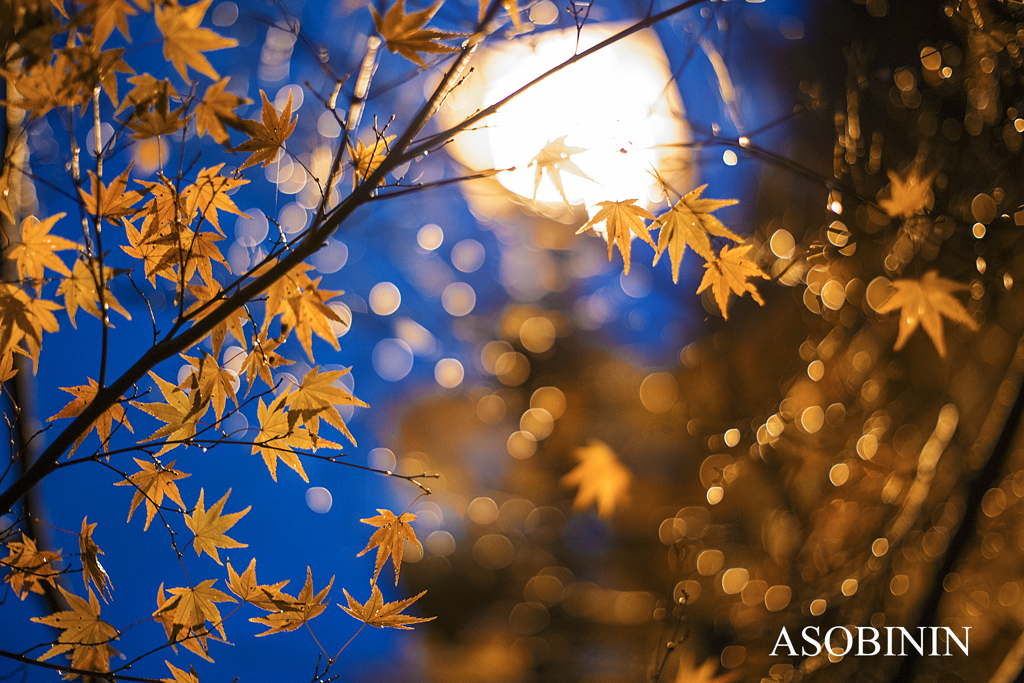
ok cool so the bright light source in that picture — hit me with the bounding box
[442,25,691,214]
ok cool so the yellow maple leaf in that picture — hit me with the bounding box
[113,457,189,530]
[696,243,769,320]
[78,166,143,221]
[184,488,250,565]
[195,77,248,146]
[233,90,297,171]
[239,332,291,392]
[371,0,460,69]
[561,439,632,519]
[179,351,239,421]
[2,534,62,599]
[253,391,342,482]
[117,73,180,115]
[340,584,435,630]
[131,371,205,453]
[577,199,654,275]
[184,284,249,359]
[874,269,979,357]
[358,509,422,585]
[181,164,250,236]
[162,661,200,683]
[0,284,61,373]
[155,0,237,81]
[349,135,396,189]
[153,583,220,661]
[30,585,119,677]
[878,164,938,219]
[56,257,131,328]
[226,558,290,610]
[285,366,368,446]
[261,262,346,362]
[156,579,234,645]
[528,136,594,205]
[7,213,76,288]
[79,517,113,602]
[126,91,189,139]
[48,377,134,454]
[652,184,740,283]
[250,567,334,636]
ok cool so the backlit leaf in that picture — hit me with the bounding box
[577,199,654,275]
[79,517,112,602]
[184,489,251,565]
[696,243,768,320]
[340,584,434,630]
[249,567,333,636]
[652,184,740,283]
[357,509,421,585]
[874,270,979,357]
[561,439,631,519]
[155,0,237,81]
[371,0,459,69]
[48,377,133,455]
[113,457,189,530]
[233,90,297,171]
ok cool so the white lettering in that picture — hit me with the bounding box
[825,626,852,656]
[770,627,798,657]
[802,626,822,657]
[857,627,881,656]
[892,627,926,656]
[943,627,970,655]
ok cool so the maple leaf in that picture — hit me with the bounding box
[184,488,251,565]
[156,579,234,644]
[2,534,62,599]
[185,285,249,359]
[878,164,939,219]
[56,257,131,328]
[250,567,334,636]
[179,351,239,421]
[349,135,395,189]
[0,284,61,372]
[116,73,180,115]
[48,378,134,454]
[195,77,248,146]
[78,166,143,221]
[560,439,632,519]
[4,53,87,117]
[239,332,291,392]
[285,366,368,445]
[253,391,342,482]
[233,90,297,171]
[7,213,76,289]
[79,517,113,602]
[696,243,769,320]
[652,184,741,283]
[0,352,16,383]
[114,457,189,530]
[226,558,290,611]
[126,91,190,139]
[181,164,249,235]
[155,0,237,81]
[163,661,200,683]
[371,0,460,69]
[340,584,435,630]
[261,262,346,362]
[874,270,980,357]
[88,0,137,46]
[528,136,594,205]
[577,199,654,275]
[131,371,205,453]
[31,585,119,676]
[358,509,421,585]
[673,651,740,683]
[153,584,219,661]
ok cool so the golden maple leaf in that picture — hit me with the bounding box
[179,351,239,421]
[261,261,346,362]
[182,164,249,236]
[114,457,189,530]
[349,135,396,190]
[874,269,979,357]
[131,371,205,453]
[2,534,62,599]
[238,332,291,392]
[88,0,137,46]
[195,77,248,146]
[56,257,131,328]
[285,366,368,446]
[4,53,87,117]
[561,439,632,519]
[152,583,221,661]
[528,136,594,205]
[358,509,422,585]
[79,517,113,602]
[577,199,655,275]
[162,661,200,683]
[48,377,134,454]
[184,284,249,359]
[117,73,180,115]
[126,91,189,139]
[0,283,61,372]
[371,0,460,69]
[156,579,233,646]
[253,391,342,482]
[878,164,938,219]
[340,584,435,630]
[233,90,297,171]
[249,567,334,636]
[696,243,769,320]
[78,166,143,221]
[30,585,119,677]
[674,651,740,683]
[652,184,741,283]
[154,0,237,81]
[7,213,76,289]
[226,558,291,610]
[184,488,251,565]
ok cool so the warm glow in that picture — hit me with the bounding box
[443,25,690,211]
